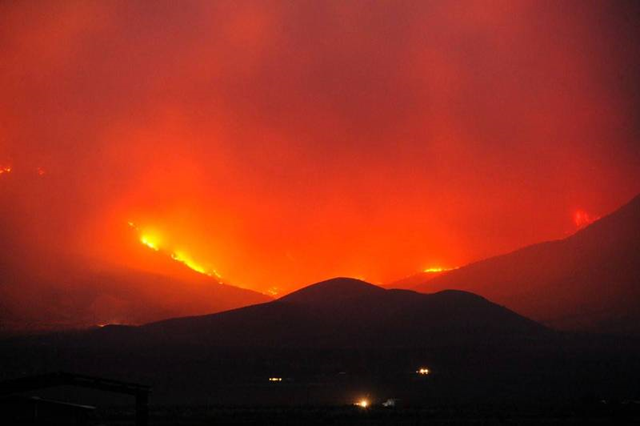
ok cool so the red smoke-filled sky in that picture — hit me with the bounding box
[1,0,639,294]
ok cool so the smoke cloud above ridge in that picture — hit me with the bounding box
[1,0,639,300]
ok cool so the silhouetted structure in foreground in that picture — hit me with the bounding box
[0,372,150,426]
[0,394,94,425]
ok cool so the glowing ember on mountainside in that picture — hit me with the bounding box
[266,287,280,296]
[423,267,457,273]
[0,166,12,174]
[574,209,600,230]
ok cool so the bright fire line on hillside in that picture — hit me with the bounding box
[128,221,223,281]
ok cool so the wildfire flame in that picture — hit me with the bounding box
[171,251,222,279]
[0,165,12,174]
[129,221,223,281]
[140,234,160,251]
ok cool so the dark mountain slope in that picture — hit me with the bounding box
[0,251,270,333]
[416,193,640,334]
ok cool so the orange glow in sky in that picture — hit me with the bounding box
[1,0,639,302]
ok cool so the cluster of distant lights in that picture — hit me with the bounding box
[351,367,430,409]
[267,367,431,407]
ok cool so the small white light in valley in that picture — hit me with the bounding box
[382,399,397,407]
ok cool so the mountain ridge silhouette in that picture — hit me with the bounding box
[415,192,640,334]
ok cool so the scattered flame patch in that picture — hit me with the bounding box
[171,251,222,279]
[574,209,599,229]
[0,165,48,176]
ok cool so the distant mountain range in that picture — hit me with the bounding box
[0,277,558,404]
[414,193,640,335]
[4,277,640,405]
